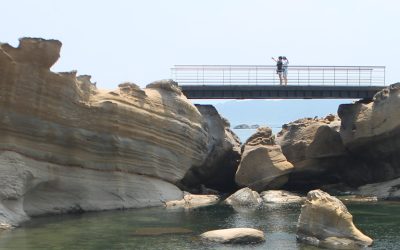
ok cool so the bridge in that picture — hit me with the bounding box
[171,65,386,99]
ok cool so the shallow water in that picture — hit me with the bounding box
[0,202,399,250]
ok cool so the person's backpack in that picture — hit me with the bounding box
[276,61,283,73]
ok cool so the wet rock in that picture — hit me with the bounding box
[297,189,373,248]
[260,190,305,204]
[165,193,220,209]
[200,228,265,244]
[224,187,262,207]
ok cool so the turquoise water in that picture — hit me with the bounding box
[0,202,399,249]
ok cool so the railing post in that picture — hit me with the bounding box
[346,69,349,86]
[308,66,310,86]
[257,66,260,85]
[384,67,386,86]
[333,67,336,86]
[202,66,205,86]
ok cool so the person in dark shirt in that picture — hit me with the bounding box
[272,56,283,85]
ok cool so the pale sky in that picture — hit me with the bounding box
[2,0,399,89]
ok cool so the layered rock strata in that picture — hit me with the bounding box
[276,115,348,190]
[297,190,373,248]
[338,83,400,185]
[0,38,225,226]
[235,127,293,191]
[178,105,241,193]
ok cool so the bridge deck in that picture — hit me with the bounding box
[180,85,385,99]
[172,65,386,99]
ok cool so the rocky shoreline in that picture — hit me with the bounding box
[1,38,399,247]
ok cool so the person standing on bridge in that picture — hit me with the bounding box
[282,56,289,85]
[272,56,284,85]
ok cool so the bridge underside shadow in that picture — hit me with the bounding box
[180,85,385,100]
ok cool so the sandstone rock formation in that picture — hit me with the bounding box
[297,189,373,248]
[178,105,241,193]
[338,83,400,185]
[0,38,233,226]
[356,177,400,200]
[224,187,262,207]
[200,228,265,244]
[276,115,348,190]
[235,127,293,191]
[165,192,220,209]
[260,190,305,204]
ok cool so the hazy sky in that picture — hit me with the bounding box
[2,0,399,89]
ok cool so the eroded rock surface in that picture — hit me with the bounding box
[356,177,400,200]
[165,193,220,209]
[260,190,305,204]
[235,127,293,191]
[338,83,400,185]
[0,38,226,226]
[276,116,348,190]
[178,105,241,193]
[297,190,373,249]
[200,228,265,244]
[224,187,262,207]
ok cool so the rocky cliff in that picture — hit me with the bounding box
[178,105,241,193]
[338,83,400,185]
[0,38,228,227]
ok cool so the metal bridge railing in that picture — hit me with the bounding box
[171,65,386,86]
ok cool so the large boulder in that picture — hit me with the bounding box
[338,83,400,185]
[297,189,373,248]
[276,116,348,190]
[178,105,241,193]
[235,127,293,191]
[200,228,265,244]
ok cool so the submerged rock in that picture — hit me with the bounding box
[297,189,373,248]
[132,227,192,236]
[200,228,265,244]
[235,127,293,191]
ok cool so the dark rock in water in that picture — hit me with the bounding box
[132,227,193,236]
